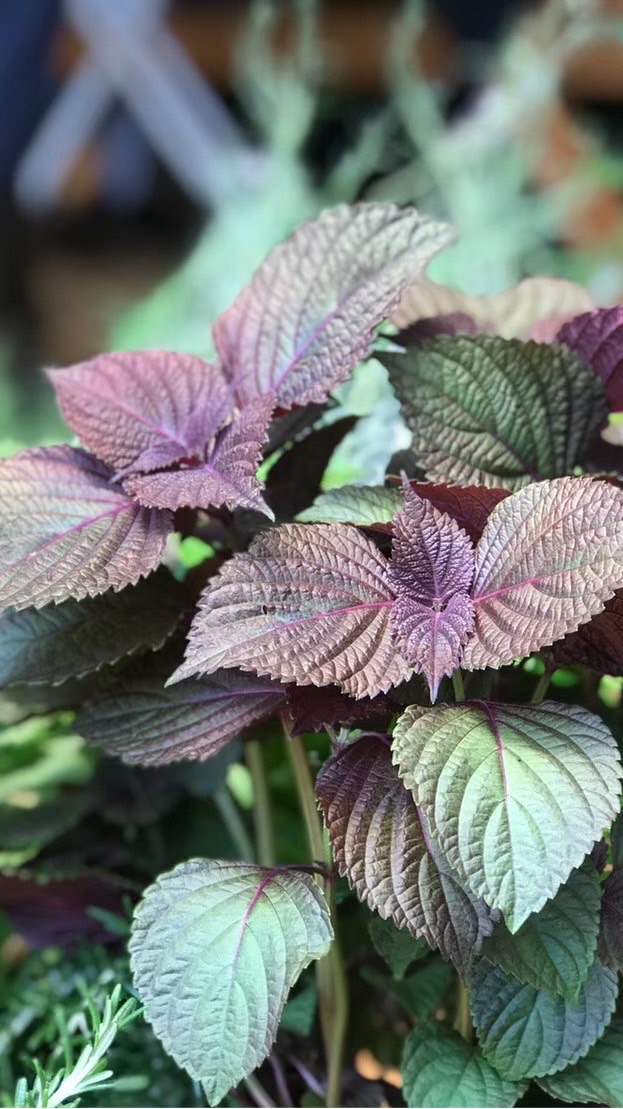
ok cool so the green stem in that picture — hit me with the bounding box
[214,789,254,863]
[452,669,465,702]
[246,738,275,867]
[530,669,551,705]
[453,980,473,1042]
[285,727,348,1109]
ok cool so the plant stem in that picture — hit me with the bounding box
[452,669,465,702]
[244,1073,276,1109]
[530,669,551,705]
[453,980,473,1042]
[214,789,255,863]
[285,728,348,1109]
[246,738,275,867]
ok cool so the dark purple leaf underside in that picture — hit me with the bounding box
[266,416,357,521]
[284,684,392,736]
[558,307,623,410]
[407,482,509,543]
[172,523,411,698]
[0,871,127,948]
[316,734,494,971]
[598,869,623,973]
[213,203,453,408]
[49,351,233,475]
[123,396,274,516]
[389,485,475,700]
[77,669,285,766]
[553,590,623,675]
[0,445,172,611]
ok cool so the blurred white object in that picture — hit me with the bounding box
[14,0,256,213]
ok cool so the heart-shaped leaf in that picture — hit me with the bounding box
[393,701,621,930]
[463,477,623,670]
[77,668,285,765]
[213,203,453,408]
[0,569,185,687]
[470,958,618,1081]
[0,446,171,611]
[482,864,602,1002]
[129,860,333,1105]
[49,351,233,476]
[384,336,607,488]
[172,524,411,698]
[316,734,494,970]
[389,484,475,700]
[537,1019,623,1106]
[401,1021,523,1108]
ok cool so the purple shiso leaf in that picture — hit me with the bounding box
[77,668,285,766]
[405,482,509,544]
[0,445,172,612]
[557,306,623,412]
[463,476,623,670]
[553,590,623,676]
[389,484,475,701]
[49,351,233,476]
[212,202,453,409]
[170,523,411,699]
[124,396,275,517]
[316,733,494,972]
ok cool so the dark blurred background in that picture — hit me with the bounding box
[2,0,623,449]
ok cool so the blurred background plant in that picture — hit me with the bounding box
[3,0,623,1104]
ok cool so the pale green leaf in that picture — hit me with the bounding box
[130,860,333,1105]
[482,863,602,1002]
[393,701,621,930]
[297,485,400,526]
[401,1021,523,1108]
[470,959,618,1081]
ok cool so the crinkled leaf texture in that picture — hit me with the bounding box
[463,477,623,670]
[172,523,411,698]
[384,336,607,488]
[389,485,475,700]
[299,481,508,543]
[393,701,621,931]
[470,958,618,1081]
[401,1021,523,1108]
[124,396,274,517]
[0,445,171,611]
[316,735,494,971]
[48,351,232,476]
[213,202,453,408]
[0,570,184,687]
[598,868,623,973]
[391,275,593,338]
[482,863,602,1002]
[538,1019,623,1107]
[298,484,402,528]
[554,590,623,675]
[77,668,285,766]
[558,307,623,411]
[129,860,333,1106]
